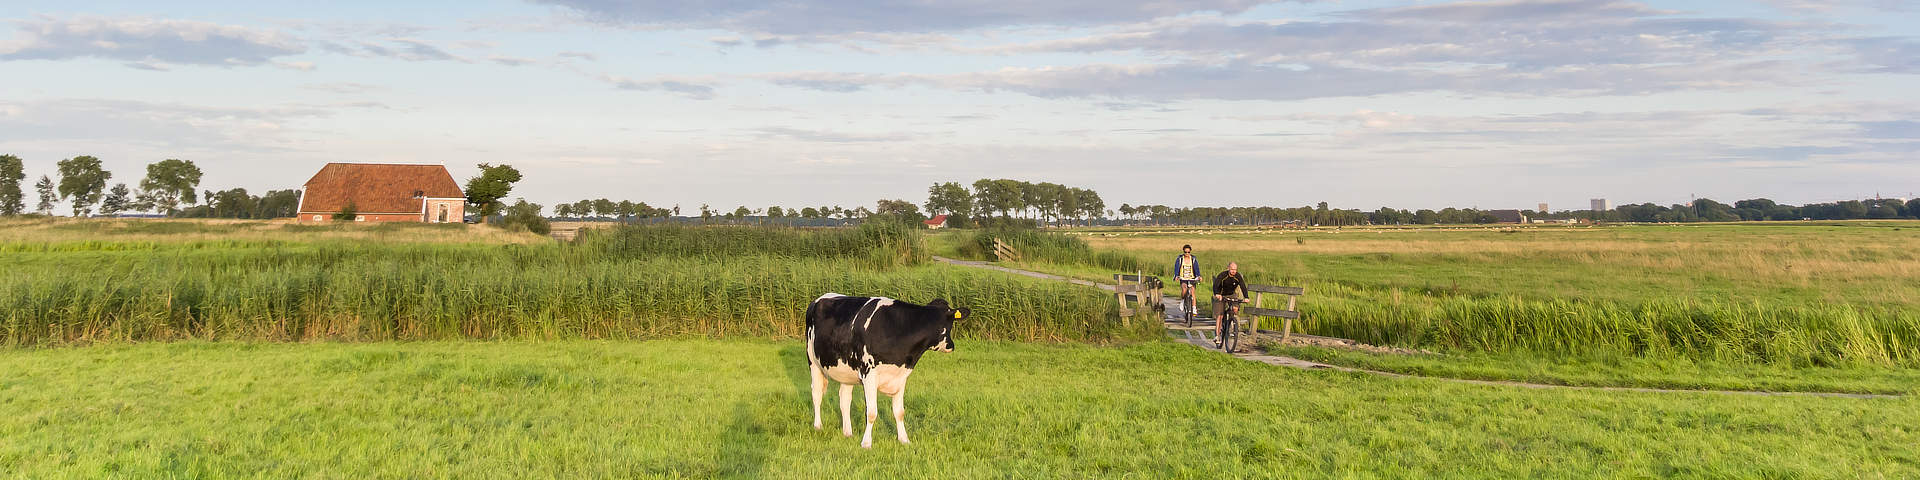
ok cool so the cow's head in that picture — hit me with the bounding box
[927,299,968,353]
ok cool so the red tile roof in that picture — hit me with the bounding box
[299,163,463,214]
[924,214,949,226]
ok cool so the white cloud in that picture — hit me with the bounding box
[529,0,1284,34]
[600,74,719,99]
[0,16,305,67]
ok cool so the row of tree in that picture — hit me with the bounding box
[922,179,1107,227]
[551,199,932,225]
[1,155,214,217]
[1526,198,1920,223]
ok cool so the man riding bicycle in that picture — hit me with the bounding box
[1172,245,1201,317]
[1212,262,1249,347]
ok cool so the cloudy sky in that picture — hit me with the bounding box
[2,0,1916,213]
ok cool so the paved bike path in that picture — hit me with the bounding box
[930,256,1903,400]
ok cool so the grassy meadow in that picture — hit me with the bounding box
[972,222,1920,392]
[3,340,1914,479]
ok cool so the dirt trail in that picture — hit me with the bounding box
[930,256,1904,400]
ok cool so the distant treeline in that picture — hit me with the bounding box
[1112,198,1920,227]
[0,154,298,219]
[1534,198,1920,223]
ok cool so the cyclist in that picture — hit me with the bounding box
[1172,245,1201,317]
[1212,262,1249,348]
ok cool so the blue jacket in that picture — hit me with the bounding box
[1172,254,1200,281]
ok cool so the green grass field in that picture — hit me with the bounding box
[4,340,1915,478]
[951,222,1920,392]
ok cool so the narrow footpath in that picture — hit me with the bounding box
[930,255,1903,400]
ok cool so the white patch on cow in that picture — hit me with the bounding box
[869,364,914,445]
[860,297,895,331]
[934,328,952,352]
[870,364,912,396]
[816,293,844,301]
[824,364,862,385]
[859,347,875,369]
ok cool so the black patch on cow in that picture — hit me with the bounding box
[805,295,966,376]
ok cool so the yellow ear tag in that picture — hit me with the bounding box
[953,312,963,319]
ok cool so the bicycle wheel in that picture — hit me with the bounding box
[1183,294,1194,328]
[1223,316,1238,353]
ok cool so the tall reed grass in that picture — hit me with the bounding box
[1296,282,1920,367]
[1,224,1143,345]
[581,220,926,268]
[959,228,1140,271]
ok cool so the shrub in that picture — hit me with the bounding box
[497,199,551,235]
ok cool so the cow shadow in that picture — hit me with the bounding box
[775,343,811,395]
[717,400,771,478]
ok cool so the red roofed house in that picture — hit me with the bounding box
[923,214,949,229]
[296,163,467,223]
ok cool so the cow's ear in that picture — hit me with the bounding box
[927,298,949,308]
[953,308,970,321]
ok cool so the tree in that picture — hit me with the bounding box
[1909,199,1920,219]
[800,207,819,219]
[924,182,973,219]
[1075,188,1104,225]
[34,175,56,214]
[100,183,132,216]
[137,159,203,215]
[731,206,751,220]
[258,190,302,218]
[0,154,24,215]
[617,200,636,222]
[592,198,617,218]
[767,206,784,218]
[874,199,925,224]
[57,156,111,217]
[555,203,574,218]
[463,163,522,224]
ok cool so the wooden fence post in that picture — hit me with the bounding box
[1282,294,1297,342]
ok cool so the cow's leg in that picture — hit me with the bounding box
[891,384,909,444]
[838,383,855,437]
[861,378,879,449]
[810,367,826,430]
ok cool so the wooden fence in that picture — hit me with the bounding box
[992,238,1022,262]
[1238,284,1305,341]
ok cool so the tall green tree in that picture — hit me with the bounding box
[137,159,203,215]
[56,156,111,217]
[463,163,522,224]
[34,175,56,214]
[100,183,132,216]
[924,182,972,220]
[0,154,24,215]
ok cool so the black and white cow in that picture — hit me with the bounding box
[805,293,967,448]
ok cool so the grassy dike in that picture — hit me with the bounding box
[2,340,1914,478]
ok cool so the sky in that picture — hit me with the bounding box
[1,0,1916,213]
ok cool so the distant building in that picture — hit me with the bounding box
[923,214,949,229]
[1488,209,1528,223]
[1538,203,1549,214]
[297,163,466,223]
[1590,198,1610,212]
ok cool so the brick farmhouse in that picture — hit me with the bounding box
[296,163,466,223]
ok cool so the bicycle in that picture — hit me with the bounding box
[1178,281,1198,328]
[1214,296,1247,353]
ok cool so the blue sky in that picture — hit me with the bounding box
[2,0,1916,213]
